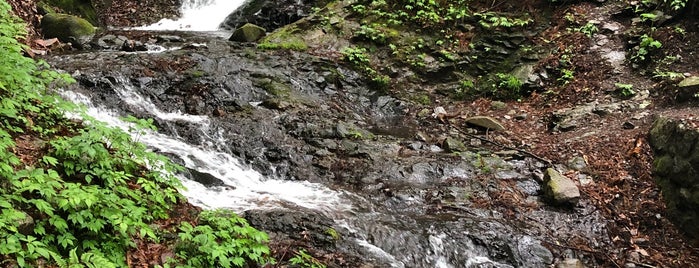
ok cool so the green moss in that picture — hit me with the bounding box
[257,40,308,51]
[325,228,340,241]
[230,23,266,42]
[253,77,292,97]
[41,13,95,44]
[41,0,98,25]
[257,24,308,51]
[412,94,431,105]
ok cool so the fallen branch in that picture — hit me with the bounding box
[448,122,554,166]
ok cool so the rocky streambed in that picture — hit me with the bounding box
[47,30,611,267]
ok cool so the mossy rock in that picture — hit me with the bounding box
[40,0,98,25]
[229,23,267,42]
[41,13,96,45]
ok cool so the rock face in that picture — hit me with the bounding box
[649,116,699,239]
[229,23,266,42]
[220,0,326,31]
[41,13,95,46]
[543,168,580,206]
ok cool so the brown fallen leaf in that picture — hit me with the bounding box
[34,38,58,48]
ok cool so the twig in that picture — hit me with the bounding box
[448,122,553,166]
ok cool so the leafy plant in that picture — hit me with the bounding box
[615,83,636,97]
[289,249,326,268]
[496,73,522,92]
[631,34,662,63]
[578,22,598,37]
[175,210,272,268]
[342,46,391,90]
[557,69,575,85]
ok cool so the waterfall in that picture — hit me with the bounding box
[60,87,352,214]
[136,0,246,31]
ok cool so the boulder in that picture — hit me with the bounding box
[442,137,467,153]
[676,76,699,101]
[186,168,225,187]
[465,116,505,131]
[220,0,326,32]
[649,116,699,239]
[543,168,580,206]
[229,23,266,42]
[41,13,96,46]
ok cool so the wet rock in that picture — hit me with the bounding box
[261,97,294,110]
[465,116,505,131]
[156,35,185,43]
[543,168,580,206]
[41,13,96,47]
[649,116,699,239]
[229,23,267,42]
[95,34,129,50]
[121,39,148,52]
[221,0,325,31]
[183,95,207,115]
[557,258,585,268]
[442,137,467,153]
[243,209,338,249]
[186,168,225,187]
[517,236,553,267]
[567,156,588,172]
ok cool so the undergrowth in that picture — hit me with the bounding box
[0,1,272,267]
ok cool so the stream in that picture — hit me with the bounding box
[49,0,611,267]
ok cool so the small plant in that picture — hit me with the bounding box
[497,73,522,92]
[453,79,474,100]
[355,24,388,45]
[342,46,391,90]
[578,22,598,37]
[557,69,575,85]
[631,34,662,63]
[615,83,636,97]
[341,47,370,66]
[289,249,326,268]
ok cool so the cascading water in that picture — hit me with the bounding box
[61,85,352,214]
[135,0,246,31]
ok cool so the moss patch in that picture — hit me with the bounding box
[41,0,98,25]
[41,13,96,44]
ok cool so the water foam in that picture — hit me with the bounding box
[135,0,245,31]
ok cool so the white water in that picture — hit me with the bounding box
[136,0,246,31]
[60,88,351,214]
